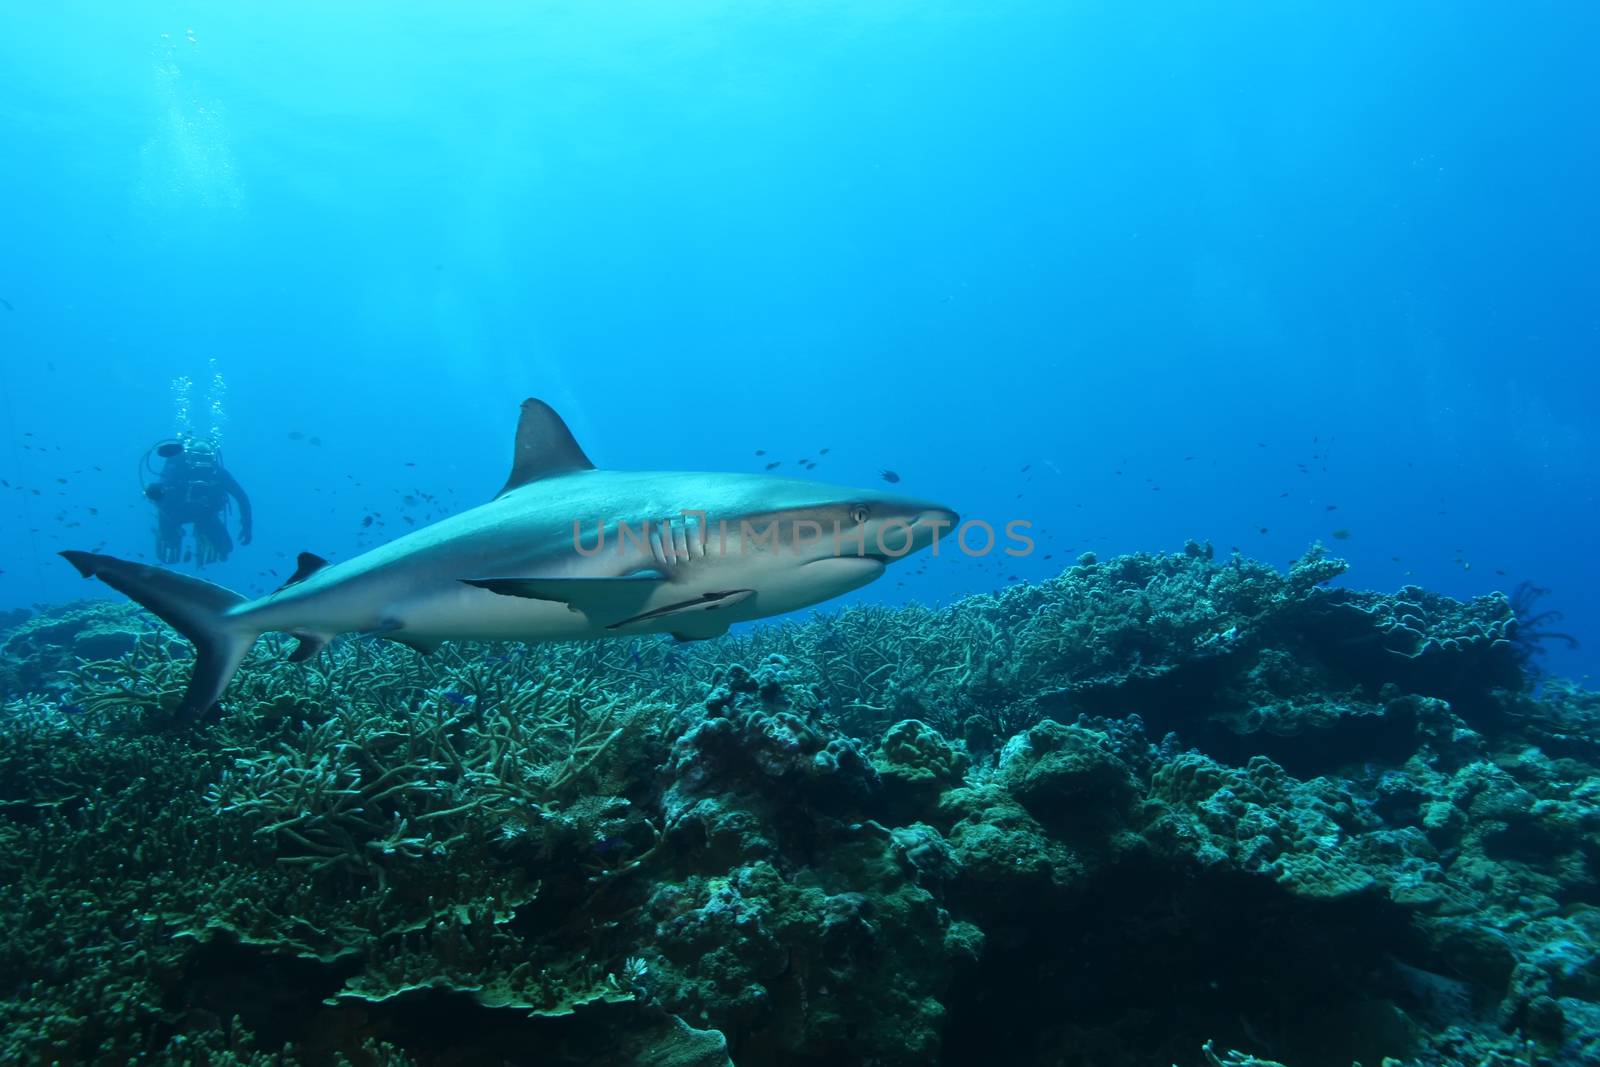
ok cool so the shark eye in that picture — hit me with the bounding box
[849,505,871,525]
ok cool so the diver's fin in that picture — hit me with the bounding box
[288,633,329,662]
[276,552,330,592]
[606,589,753,630]
[59,551,258,719]
[462,576,662,620]
[494,398,596,500]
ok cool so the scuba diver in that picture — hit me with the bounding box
[142,360,250,567]
[141,438,252,567]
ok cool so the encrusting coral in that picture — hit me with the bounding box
[0,544,1595,1066]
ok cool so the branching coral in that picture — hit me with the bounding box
[2,546,1595,1066]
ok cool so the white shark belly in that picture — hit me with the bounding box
[395,583,599,642]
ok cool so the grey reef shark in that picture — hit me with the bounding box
[62,398,958,719]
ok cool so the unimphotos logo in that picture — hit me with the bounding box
[571,512,1033,559]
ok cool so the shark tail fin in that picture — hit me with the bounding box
[60,551,259,719]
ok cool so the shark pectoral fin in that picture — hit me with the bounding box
[606,589,754,630]
[288,632,331,663]
[463,576,664,618]
[276,552,330,592]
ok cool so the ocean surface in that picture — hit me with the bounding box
[2,5,1598,1066]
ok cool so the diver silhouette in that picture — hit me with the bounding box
[143,439,252,566]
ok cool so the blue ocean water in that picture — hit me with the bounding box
[0,2,1594,679]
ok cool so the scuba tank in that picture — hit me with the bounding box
[140,438,227,508]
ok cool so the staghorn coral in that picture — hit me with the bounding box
[2,545,1598,1066]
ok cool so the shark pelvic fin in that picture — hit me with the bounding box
[495,398,596,499]
[356,618,443,657]
[276,552,330,592]
[672,628,727,642]
[288,632,330,662]
[389,633,445,656]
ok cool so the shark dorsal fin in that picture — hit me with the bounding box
[276,552,329,592]
[496,398,595,499]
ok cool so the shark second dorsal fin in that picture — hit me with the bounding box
[496,398,595,499]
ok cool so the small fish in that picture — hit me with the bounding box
[1258,527,1268,534]
[309,436,322,446]
[1331,529,1351,540]
[755,449,767,456]
[0,297,12,312]
[765,461,781,471]
[361,515,374,528]
[880,469,901,484]
[1020,464,1031,473]
[1325,504,1338,511]
[441,691,473,707]
[628,644,644,669]
[819,448,830,455]
[404,461,415,467]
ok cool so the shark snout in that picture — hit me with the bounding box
[868,503,959,559]
[908,506,960,552]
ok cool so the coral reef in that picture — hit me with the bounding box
[1,544,1596,1065]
